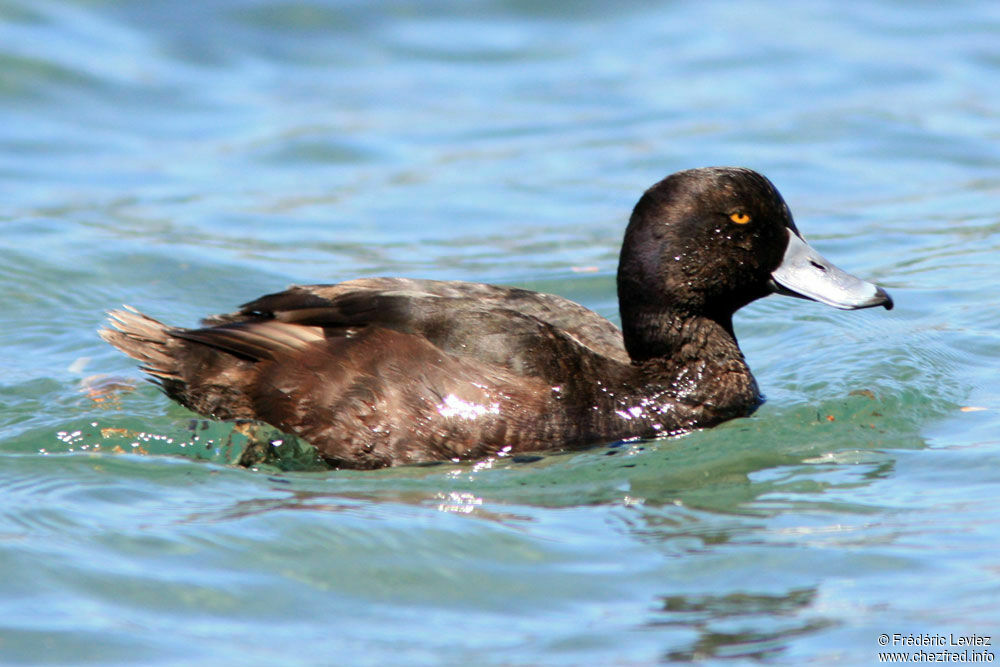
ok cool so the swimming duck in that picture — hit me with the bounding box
[101,167,892,469]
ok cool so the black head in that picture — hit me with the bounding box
[618,167,794,330]
[616,167,890,361]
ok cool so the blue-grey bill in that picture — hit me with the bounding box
[770,229,893,310]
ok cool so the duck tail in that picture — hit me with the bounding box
[99,306,182,383]
[100,306,261,420]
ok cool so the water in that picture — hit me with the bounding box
[2,0,1000,664]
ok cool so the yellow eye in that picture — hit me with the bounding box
[729,212,751,225]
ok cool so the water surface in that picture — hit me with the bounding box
[2,1,1000,664]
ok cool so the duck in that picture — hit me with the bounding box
[101,167,893,469]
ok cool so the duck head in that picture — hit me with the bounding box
[617,167,892,360]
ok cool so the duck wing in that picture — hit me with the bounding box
[202,278,631,369]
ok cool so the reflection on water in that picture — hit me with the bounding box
[653,588,831,662]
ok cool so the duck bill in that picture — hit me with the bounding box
[770,229,893,310]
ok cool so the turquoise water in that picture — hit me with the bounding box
[3,0,1000,664]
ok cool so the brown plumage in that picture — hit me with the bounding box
[101,168,892,469]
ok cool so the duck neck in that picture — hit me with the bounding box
[616,307,760,426]
[622,306,740,367]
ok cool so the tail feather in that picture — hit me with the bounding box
[100,306,264,420]
[99,307,182,381]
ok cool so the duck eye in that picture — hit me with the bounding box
[729,212,751,225]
